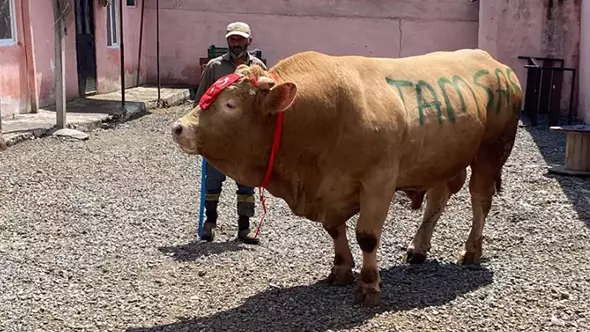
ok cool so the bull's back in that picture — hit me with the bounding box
[340,49,522,188]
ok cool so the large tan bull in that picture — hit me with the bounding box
[172,49,522,307]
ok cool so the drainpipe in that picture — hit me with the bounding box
[156,0,161,103]
[119,0,125,108]
[135,0,145,87]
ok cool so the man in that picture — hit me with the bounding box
[193,22,267,245]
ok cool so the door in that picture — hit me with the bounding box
[75,0,97,96]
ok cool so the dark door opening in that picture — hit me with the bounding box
[74,0,97,96]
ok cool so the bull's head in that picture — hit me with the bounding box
[171,64,297,186]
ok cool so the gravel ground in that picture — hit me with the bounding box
[1,103,589,332]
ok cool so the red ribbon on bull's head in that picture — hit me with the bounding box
[198,73,242,110]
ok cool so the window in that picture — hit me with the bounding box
[106,0,119,47]
[126,0,136,7]
[0,0,17,46]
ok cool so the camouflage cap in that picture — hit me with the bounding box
[225,22,251,39]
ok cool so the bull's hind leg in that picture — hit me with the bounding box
[459,132,516,265]
[404,183,452,264]
[459,165,496,264]
[321,223,355,285]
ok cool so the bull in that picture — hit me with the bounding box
[172,49,522,307]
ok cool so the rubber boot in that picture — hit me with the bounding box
[236,197,259,245]
[201,200,218,242]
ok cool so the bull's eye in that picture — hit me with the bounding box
[226,102,236,109]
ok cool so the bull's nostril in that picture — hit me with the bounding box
[172,123,183,137]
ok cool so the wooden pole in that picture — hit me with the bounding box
[52,0,66,129]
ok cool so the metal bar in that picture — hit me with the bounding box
[119,0,125,108]
[198,158,207,238]
[524,65,576,71]
[156,0,160,103]
[568,70,577,125]
[536,67,544,116]
[518,55,565,63]
[135,0,145,87]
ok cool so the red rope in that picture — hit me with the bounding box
[254,72,283,238]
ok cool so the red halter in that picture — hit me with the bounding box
[249,72,284,238]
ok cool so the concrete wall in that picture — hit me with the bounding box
[140,0,480,86]
[93,0,146,94]
[0,0,28,118]
[478,0,581,117]
[580,0,590,122]
[30,0,79,108]
[0,0,79,119]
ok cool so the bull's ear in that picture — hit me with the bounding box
[263,82,297,114]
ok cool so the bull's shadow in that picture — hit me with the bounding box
[126,261,493,332]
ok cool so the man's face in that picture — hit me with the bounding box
[227,35,251,58]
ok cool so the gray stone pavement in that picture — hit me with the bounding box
[0,86,190,148]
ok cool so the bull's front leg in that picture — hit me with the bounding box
[354,177,396,307]
[321,223,355,285]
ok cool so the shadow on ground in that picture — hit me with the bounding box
[158,240,250,261]
[521,112,590,228]
[127,261,493,332]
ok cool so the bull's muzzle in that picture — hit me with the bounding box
[171,121,199,154]
[171,122,183,139]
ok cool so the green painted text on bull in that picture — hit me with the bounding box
[386,67,520,126]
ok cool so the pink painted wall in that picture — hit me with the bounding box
[94,0,146,94]
[478,0,581,118]
[140,0,479,86]
[0,0,27,118]
[0,0,79,119]
[580,0,590,122]
[29,0,79,108]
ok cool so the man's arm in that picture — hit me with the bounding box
[193,63,215,108]
[253,58,267,71]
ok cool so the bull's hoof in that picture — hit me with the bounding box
[457,250,482,265]
[354,282,382,307]
[320,266,354,286]
[403,249,427,264]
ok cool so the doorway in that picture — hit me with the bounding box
[74,0,97,96]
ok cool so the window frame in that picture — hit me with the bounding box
[0,0,18,47]
[126,0,136,8]
[106,0,119,48]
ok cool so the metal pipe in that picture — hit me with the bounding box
[156,0,160,102]
[136,0,145,87]
[119,0,125,107]
[568,70,576,125]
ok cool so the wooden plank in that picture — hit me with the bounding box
[550,124,590,133]
[564,132,590,172]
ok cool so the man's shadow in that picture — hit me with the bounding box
[158,239,251,262]
[127,261,493,332]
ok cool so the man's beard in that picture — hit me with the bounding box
[229,45,248,59]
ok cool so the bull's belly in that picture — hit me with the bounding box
[396,130,482,189]
[284,176,361,226]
